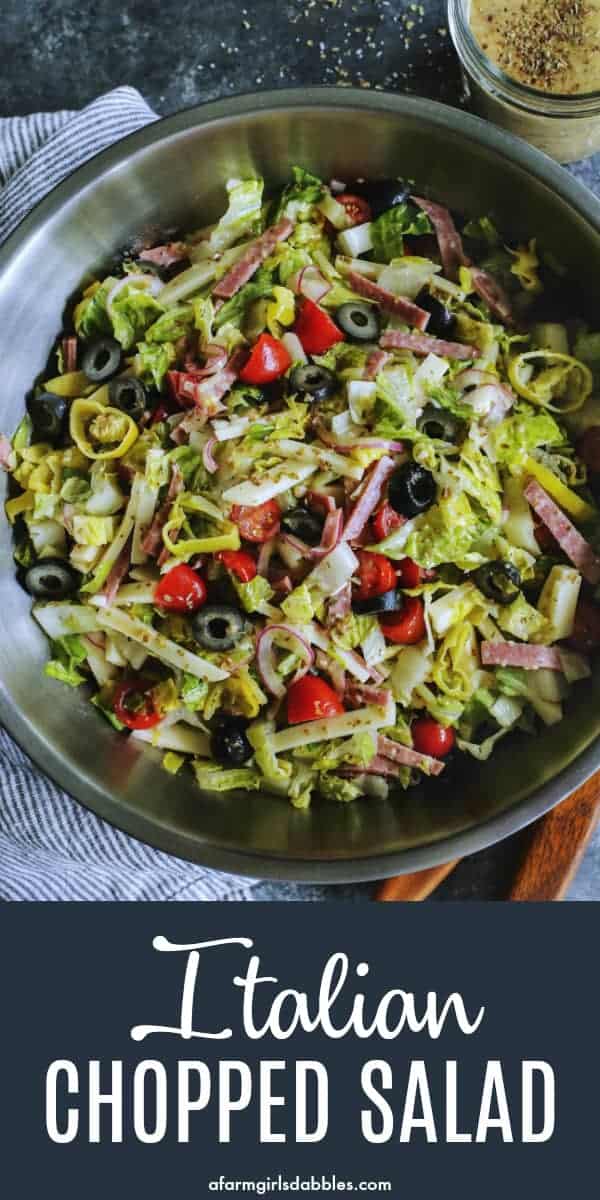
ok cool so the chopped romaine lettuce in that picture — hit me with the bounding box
[370,202,432,262]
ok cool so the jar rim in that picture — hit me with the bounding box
[447,0,600,113]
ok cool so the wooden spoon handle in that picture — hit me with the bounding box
[377,858,460,901]
[508,776,600,901]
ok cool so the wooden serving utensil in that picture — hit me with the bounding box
[375,773,600,902]
[377,858,460,901]
[508,774,600,900]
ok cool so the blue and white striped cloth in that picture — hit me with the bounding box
[0,88,282,901]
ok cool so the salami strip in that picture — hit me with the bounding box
[341,755,405,779]
[342,455,395,542]
[141,465,184,556]
[380,329,478,360]
[377,734,446,776]
[524,478,600,584]
[480,641,563,670]
[411,196,514,324]
[345,683,393,708]
[346,270,430,331]
[411,196,467,281]
[470,266,514,326]
[365,349,391,379]
[61,336,78,373]
[138,242,188,268]
[213,217,294,299]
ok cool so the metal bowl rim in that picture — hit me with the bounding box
[2,85,600,883]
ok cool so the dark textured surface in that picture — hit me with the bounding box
[1,0,599,899]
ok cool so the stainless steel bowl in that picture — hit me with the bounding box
[2,88,600,883]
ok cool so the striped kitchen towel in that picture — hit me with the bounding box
[0,87,280,901]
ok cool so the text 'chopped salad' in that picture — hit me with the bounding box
[4,167,600,807]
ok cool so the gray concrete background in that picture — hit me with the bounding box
[1,0,598,899]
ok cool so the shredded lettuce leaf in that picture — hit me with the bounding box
[370,202,432,262]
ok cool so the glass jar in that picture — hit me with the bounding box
[448,0,600,163]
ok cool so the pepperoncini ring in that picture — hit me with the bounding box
[508,350,592,412]
[70,398,139,460]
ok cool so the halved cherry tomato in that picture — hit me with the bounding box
[239,333,292,385]
[113,677,162,730]
[577,426,600,473]
[293,298,345,355]
[287,675,345,724]
[372,501,405,542]
[411,717,455,758]
[336,193,372,226]
[380,596,426,644]
[217,549,257,583]
[568,596,600,654]
[354,550,397,600]
[230,499,281,543]
[154,564,207,613]
[396,556,421,589]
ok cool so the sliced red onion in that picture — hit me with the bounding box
[202,436,218,474]
[455,368,515,408]
[291,265,331,304]
[256,624,314,698]
[278,508,343,562]
[281,330,307,365]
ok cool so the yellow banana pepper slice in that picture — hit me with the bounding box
[162,493,241,557]
[69,398,139,460]
[44,370,90,397]
[508,350,592,412]
[5,489,34,522]
[524,456,596,523]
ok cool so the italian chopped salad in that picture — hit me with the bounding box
[4,166,600,808]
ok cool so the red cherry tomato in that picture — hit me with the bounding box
[380,596,426,644]
[230,499,281,543]
[577,426,600,473]
[154,564,207,613]
[372,501,405,542]
[113,677,162,730]
[411,717,455,758]
[239,333,292,385]
[287,675,346,724]
[568,596,600,654]
[337,193,372,226]
[293,298,345,355]
[354,550,397,600]
[396,557,421,589]
[217,549,257,583]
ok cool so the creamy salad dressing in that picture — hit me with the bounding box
[469,0,600,94]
